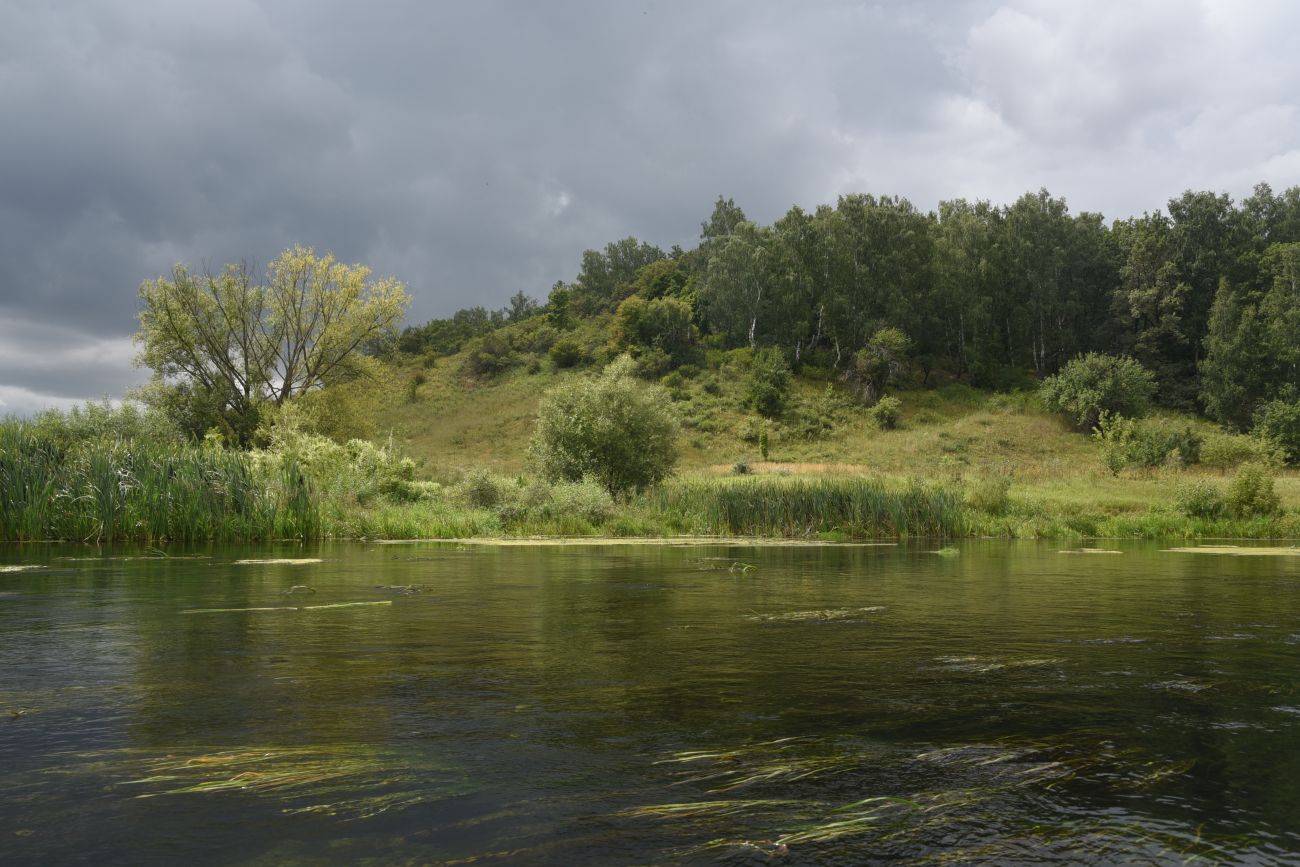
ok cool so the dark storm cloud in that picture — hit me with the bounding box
[2,0,1300,412]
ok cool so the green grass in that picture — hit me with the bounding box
[0,423,319,542]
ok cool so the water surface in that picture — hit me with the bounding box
[2,541,1298,864]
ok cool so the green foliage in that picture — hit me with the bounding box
[1174,479,1224,519]
[136,246,409,446]
[461,332,518,377]
[530,355,679,494]
[965,473,1013,515]
[1224,462,1281,517]
[0,416,318,542]
[868,396,902,430]
[746,348,791,417]
[1200,282,1273,429]
[1092,412,1202,474]
[258,417,430,508]
[659,477,965,538]
[1039,353,1156,432]
[549,337,585,368]
[846,328,912,406]
[611,294,700,367]
[1252,398,1300,464]
[1199,430,1285,469]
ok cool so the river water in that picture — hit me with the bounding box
[1,540,1299,865]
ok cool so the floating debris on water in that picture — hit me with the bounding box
[1058,549,1123,555]
[933,655,1064,673]
[281,585,316,595]
[180,601,392,614]
[744,607,884,623]
[1150,678,1215,693]
[1163,546,1300,557]
[233,558,323,565]
[0,565,45,573]
[930,547,960,557]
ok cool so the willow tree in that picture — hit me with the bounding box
[134,245,409,444]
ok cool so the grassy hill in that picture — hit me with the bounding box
[362,340,1300,523]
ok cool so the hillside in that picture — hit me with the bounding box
[364,340,1300,518]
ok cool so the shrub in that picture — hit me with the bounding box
[1253,398,1300,464]
[1039,353,1156,432]
[1224,462,1281,517]
[611,294,699,366]
[549,337,584,368]
[530,355,678,495]
[634,346,673,379]
[1093,413,1203,474]
[1174,479,1224,519]
[746,348,791,417]
[406,371,426,403]
[965,473,1012,515]
[868,395,902,430]
[461,332,517,377]
[1200,430,1285,470]
[732,459,752,475]
[546,478,615,524]
[459,467,510,508]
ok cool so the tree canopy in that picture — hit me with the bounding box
[135,245,409,444]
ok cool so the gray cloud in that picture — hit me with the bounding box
[2,0,1300,412]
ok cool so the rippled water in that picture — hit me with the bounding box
[2,540,1299,864]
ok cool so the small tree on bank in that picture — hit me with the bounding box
[134,246,409,445]
[529,355,678,495]
[1039,352,1156,432]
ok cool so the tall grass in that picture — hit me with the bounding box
[0,422,319,542]
[657,477,966,538]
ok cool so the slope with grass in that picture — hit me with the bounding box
[338,338,1300,540]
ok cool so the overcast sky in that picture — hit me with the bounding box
[3,0,1299,414]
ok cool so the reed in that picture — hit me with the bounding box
[655,476,967,539]
[0,421,319,542]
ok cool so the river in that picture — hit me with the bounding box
[2,540,1298,864]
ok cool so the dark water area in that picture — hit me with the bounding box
[1,540,1299,865]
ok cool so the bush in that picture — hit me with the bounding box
[530,355,679,495]
[868,395,902,430]
[1224,462,1281,517]
[746,348,791,417]
[1039,353,1156,432]
[965,473,1012,515]
[634,346,673,379]
[549,338,585,368]
[1200,430,1285,469]
[1253,398,1300,464]
[462,332,517,377]
[459,467,511,508]
[1175,479,1224,519]
[1093,413,1203,474]
[546,478,616,524]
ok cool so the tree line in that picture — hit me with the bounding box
[401,182,1300,438]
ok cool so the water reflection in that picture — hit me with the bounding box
[1,541,1298,864]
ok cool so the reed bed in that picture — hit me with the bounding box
[0,422,319,542]
[655,476,967,539]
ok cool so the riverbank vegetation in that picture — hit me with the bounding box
[7,184,1300,543]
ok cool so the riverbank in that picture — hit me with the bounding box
[331,472,1300,543]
